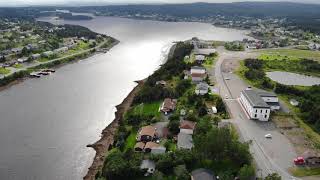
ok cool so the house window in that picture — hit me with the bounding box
[265,115,267,118]
[261,110,262,113]
[266,110,268,113]
[254,114,257,118]
[255,109,257,113]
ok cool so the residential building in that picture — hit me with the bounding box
[195,82,209,95]
[134,142,145,152]
[17,57,29,63]
[180,120,196,135]
[194,48,216,56]
[31,53,41,60]
[191,66,206,74]
[53,47,68,53]
[195,55,205,63]
[177,132,193,150]
[191,168,216,180]
[137,125,156,142]
[42,51,54,58]
[290,99,299,106]
[144,142,159,153]
[160,98,177,114]
[191,73,206,82]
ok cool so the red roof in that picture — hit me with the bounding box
[180,120,196,130]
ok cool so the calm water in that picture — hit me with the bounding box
[0,17,251,180]
[266,71,320,86]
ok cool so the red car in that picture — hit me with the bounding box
[294,157,305,165]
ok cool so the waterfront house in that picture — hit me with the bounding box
[191,168,216,180]
[137,125,156,142]
[144,142,160,153]
[17,57,29,63]
[160,98,177,115]
[180,120,196,135]
[177,132,193,150]
[134,142,145,152]
[42,51,54,58]
[31,54,41,60]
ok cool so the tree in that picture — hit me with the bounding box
[168,120,180,135]
[238,164,255,180]
[174,165,190,180]
[264,173,281,180]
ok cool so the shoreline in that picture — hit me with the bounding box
[83,80,144,180]
[0,39,119,92]
[83,43,177,180]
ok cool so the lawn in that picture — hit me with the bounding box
[289,167,320,177]
[13,64,23,69]
[203,56,216,68]
[0,67,10,75]
[258,49,320,62]
[132,101,161,117]
[124,130,138,151]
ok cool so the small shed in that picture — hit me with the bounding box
[140,159,156,176]
[211,106,217,114]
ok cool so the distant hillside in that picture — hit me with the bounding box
[1,2,320,32]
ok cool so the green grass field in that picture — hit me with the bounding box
[13,64,23,69]
[0,67,10,75]
[124,130,137,151]
[289,167,320,177]
[132,101,161,117]
[258,49,320,62]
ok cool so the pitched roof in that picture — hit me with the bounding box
[191,66,206,70]
[161,98,177,112]
[180,120,196,130]
[191,73,206,78]
[196,82,209,90]
[139,126,156,137]
[191,168,215,180]
[134,142,145,149]
[145,142,160,149]
[177,132,193,149]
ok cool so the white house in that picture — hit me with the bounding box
[258,91,280,111]
[239,90,272,121]
[195,82,209,95]
[195,55,205,63]
[17,57,29,63]
[191,66,206,74]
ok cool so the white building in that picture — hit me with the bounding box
[195,55,205,63]
[239,90,279,121]
[191,66,206,74]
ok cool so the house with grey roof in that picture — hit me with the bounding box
[191,168,216,180]
[140,159,155,176]
[177,132,193,150]
[195,82,209,95]
[239,89,280,121]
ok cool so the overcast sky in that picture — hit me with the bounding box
[0,0,319,7]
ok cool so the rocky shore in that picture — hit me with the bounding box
[84,80,144,180]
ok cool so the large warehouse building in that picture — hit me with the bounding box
[239,89,280,121]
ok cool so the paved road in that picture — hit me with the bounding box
[213,47,298,180]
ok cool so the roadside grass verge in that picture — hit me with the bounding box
[0,67,10,75]
[257,49,320,62]
[289,167,320,177]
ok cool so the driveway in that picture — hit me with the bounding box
[213,47,298,179]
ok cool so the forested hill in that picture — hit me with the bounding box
[1,2,320,32]
[74,2,320,19]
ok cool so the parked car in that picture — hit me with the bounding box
[294,157,305,165]
[265,134,272,138]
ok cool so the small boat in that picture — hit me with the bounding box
[39,71,51,76]
[41,69,55,73]
[30,72,41,78]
